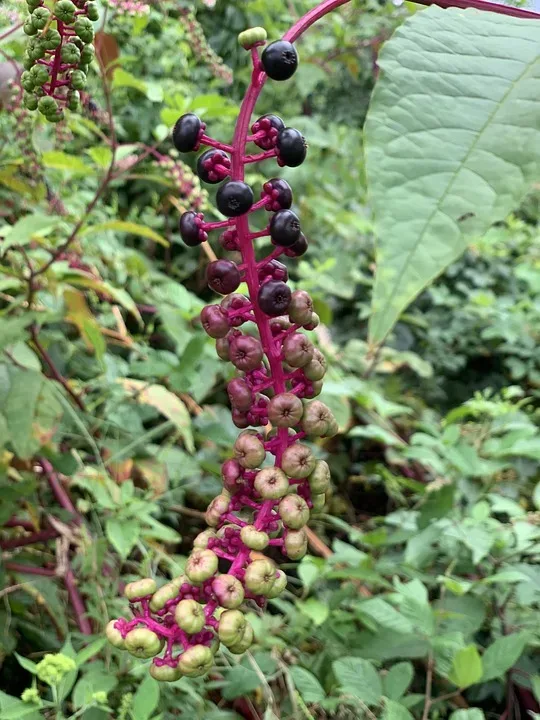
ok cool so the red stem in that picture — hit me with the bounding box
[39,458,79,518]
[5,518,36,531]
[0,528,59,550]
[65,566,92,635]
[5,563,56,577]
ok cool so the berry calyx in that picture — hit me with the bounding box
[262,178,293,210]
[179,211,206,246]
[197,149,231,184]
[277,128,307,167]
[270,209,302,247]
[258,280,292,317]
[172,113,203,153]
[261,40,299,81]
[251,114,285,150]
[216,181,254,217]
[206,260,241,295]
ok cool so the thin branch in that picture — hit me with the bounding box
[31,324,86,410]
[65,566,92,635]
[0,22,23,43]
[421,652,435,720]
[39,458,79,517]
[0,528,59,550]
[5,563,56,577]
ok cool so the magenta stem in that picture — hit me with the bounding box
[5,563,56,577]
[65,567,92,635]
[39,458,78,517]
[0,528,59,550]
[5,518,36,531]
[200,135,234,153]
[243,149,277,164]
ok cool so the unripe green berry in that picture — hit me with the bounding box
[67,90,80,112]
[70,69,86,90]
[150,662,181,682]
[238,27,267,49]
[193,528,217,549]
[30,64,49,86]
[281,443,316,479]
[37,95,58,116]
[267,569,288,599]
[105,620,125,648]
[86,2,99,21]
[42,29,61,50]
[74,17,94,43]
[185,548,218,583]
[174,599,205,634]
[302,400,333,437]
[124,578,157,601]
[234,432,266,469]
[310,380,324,397]
[23,54,34,70]
[124,628,163,658]
[240,525,269,551]
[21,71,35,92]
[47,108,65,123]
[218,609,246,647]
[26,0,43,10]
[244,558,277,596]
[28,39,46,60]
[31,7,50,29]
[24,19,38,36]
[288,290,313,326]
[54,0,77,23]
[149,581,179,612]
[179,644,213,677]
[212,574,245,609]
[279,494,310,530]
[23,92,39,111]
[228,621,254,654]
[284,529,308,560]
[205,494,230,527]
[304,348,327,381]
[254,467,289,500]
[327,417,339,437]
[311,492,326,512]
[61,43,81,64]
[80,43,95,64]
[283,333,314,368]
[308,460,330,494]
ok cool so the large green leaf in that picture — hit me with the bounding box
[365,7,540,345]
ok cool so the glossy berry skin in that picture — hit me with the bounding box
[285,233,308,257]
[179,211,205,246]
[261,40,299,81]
[206,260,241,295]
[262,178,293,211]
[173,113,203,153]
[217,181,254,217]
[197,149,230,184]
[270,209,301,248]
[251,114,285,150]
[258,280,292,317]
[277,128,307,167]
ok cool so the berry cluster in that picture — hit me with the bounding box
[153,151,208,215]
[21,0,96,122]
[107,34,336,681]
[179,8,233,86]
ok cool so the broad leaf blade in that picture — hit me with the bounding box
[365,7,540,345]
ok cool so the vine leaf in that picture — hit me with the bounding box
[365,7,540,345]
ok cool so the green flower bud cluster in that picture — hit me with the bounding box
[179,8,233,85]
[22,0,96,121]
[35,653,76,686]
[155,153,208,214]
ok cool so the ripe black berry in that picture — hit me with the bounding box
[270,209,301,248]
[197,149,230,184]
[261,40,299,81]
[262,178,293,211]
[277,128,307,167]
[172,113,203,153]
[179,211,205,246]
[206,260,241,295]
[285,233,308,257]
[216,181,254,217]
[258,280,292,317]
[251,114,285,150]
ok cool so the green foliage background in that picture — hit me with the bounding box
[0,0,539,719]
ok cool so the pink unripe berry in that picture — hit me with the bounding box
[233,432,266,469]
[288,290,313,326]
[229,335,264,372]
[227,378,254,411]
[279,494,310,530]
[205,494,230,527]
[304,348,327,381]
[302,400,333,437]
[212,574,245,609]
[282,333,314,368]
[201,304,230,338]
[221,458,243,493]
[268,392,304,428]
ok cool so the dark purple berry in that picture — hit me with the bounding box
[180,211,205,246]
[270,209,301,248]
[262,178,293,211]
[172,113,203,153]
[277,128,307,168]
[227,378,254,412]
[197,149,230,184]
[258,259,288,283]
[261,40,299,81]
[216,181,254,218]
[232,409,250,429]
[284,233,308,257]
[258,280,292,317]
[251,114,285,150]
[201,305,230,339]
[206,260,241,295]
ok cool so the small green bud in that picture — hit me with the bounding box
[244,558,277,596]
[228,621,254,654]
[70,69,87,90]
[174,598,205,634]
[23,54,34,70]
[284,529,308,560]
[61,42,81,64]
[46,108,65,123]
[54,0,77,23]
[31,7,50,29]
[212,574,245,609]
[67,90,81,112]
[24,19,38,36]
[279,494,310,530]
[282,443,316,479]
[308,460,331,494]
[124,628,163,658]
[105,619,125,649]
[23,92,39,111]
[30,64,49,86]
[21,687,40,705]
[124,578,157,601]
[185,548,218,583]
[86,2,99,21]
[254,467,289,500]
[42,29,62,50]
[218,609,246,647]
[238,26,267,50]
[80,43,95,64]
[74,17,94,43]
[91,691,108,704]
[267,569,288,599]
[37,95,58,116]
[150,662,182,682]
[178,644,213,678]
[234,432,266,469]
[149,581,179,612]
[21,71,35,92]
[36,654,76,686]
[240,525,269,551]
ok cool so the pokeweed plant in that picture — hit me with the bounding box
[102,0,540,683]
